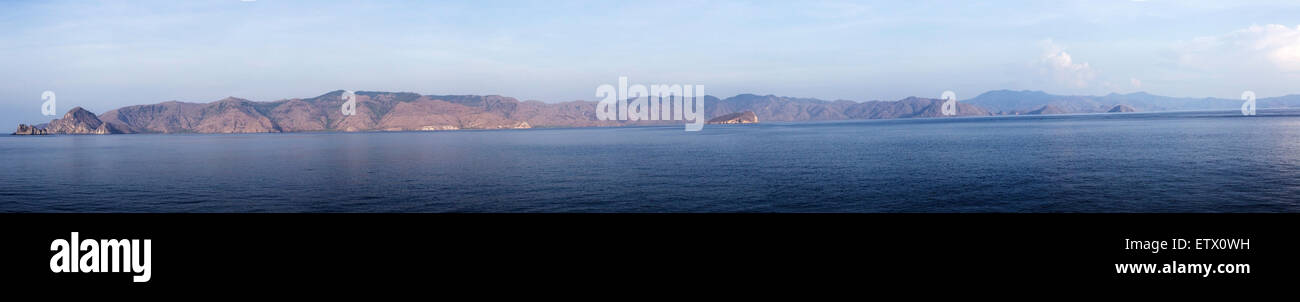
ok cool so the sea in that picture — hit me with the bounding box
[3,110,1299,212]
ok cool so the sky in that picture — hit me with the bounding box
[4,0,1300,124]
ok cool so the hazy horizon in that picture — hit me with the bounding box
[5,0,1300,124]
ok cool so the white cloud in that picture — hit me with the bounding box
[1130,77,1142,88]
[1179,24,1300,72]
[1037,39,1096,88]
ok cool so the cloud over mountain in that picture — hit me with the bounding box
[1038,40,1097,89]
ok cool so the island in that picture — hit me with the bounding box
[707,111,759,124]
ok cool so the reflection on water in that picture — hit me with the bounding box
[2,109,1299,212]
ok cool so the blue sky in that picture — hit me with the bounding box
[4,0,1300,124]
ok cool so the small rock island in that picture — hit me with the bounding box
[12,124,48,135]
[707,111,759,125]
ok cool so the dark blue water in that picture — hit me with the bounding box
[3,110,1300,212]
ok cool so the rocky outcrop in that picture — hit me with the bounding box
[707,111,759,124]
[45,107,127,134]
[1107,104,1137,113]
[46,107,102,133]
[12,124,48,135]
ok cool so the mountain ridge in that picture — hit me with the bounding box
[965,89,1300,114]
[13,89,1293,134]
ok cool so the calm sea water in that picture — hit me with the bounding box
[3,110,1300,212]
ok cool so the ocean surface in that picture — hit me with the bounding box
[3,110,1300,212]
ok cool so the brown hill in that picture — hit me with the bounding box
[45,107,128,134]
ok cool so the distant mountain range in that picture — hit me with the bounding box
[964,90,1300,114]
[10,90,1295,135]
[706,94,991,122]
